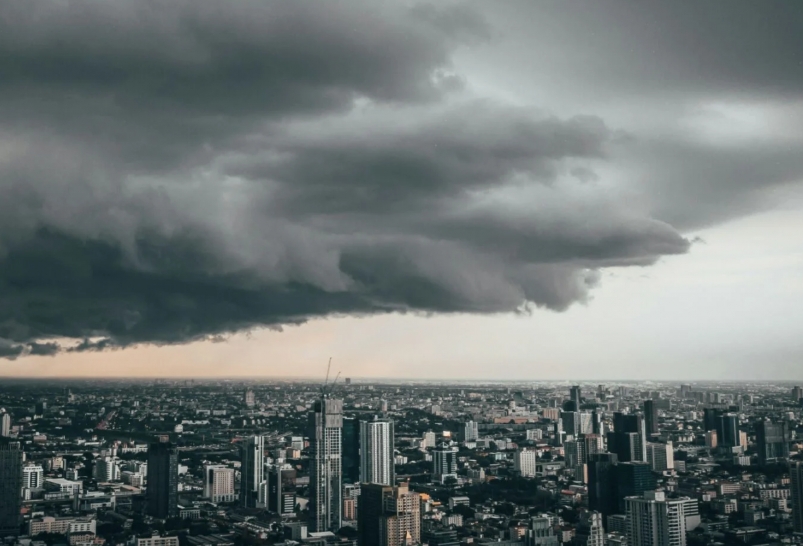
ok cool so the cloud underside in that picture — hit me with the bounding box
[19,0,803,358]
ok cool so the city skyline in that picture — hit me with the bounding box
[0,1,801,380]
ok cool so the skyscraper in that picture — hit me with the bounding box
[718,413,739,448]
[0,413,10,437]
[587,453,618,517]
[240,435,265,508]
[460,421,479,442]
[570,385,582,409]
[342,416,361,483]
[573,511,604,546]
[433,447,458,483]
[790,460,803,533]
[625,491,688,546]
[646,442,675,472]
[309,397,343,532]
[616,462,656,513]
[643,400,658,436]
[360,418,395,486]
[525,516,559,546]
[359,483,421,546]
[267,465,297,516]
[146,440,178,519]
[204,465,236,503]
[608,413,646,462]
[0,439,22,537]
[757,419,790,464]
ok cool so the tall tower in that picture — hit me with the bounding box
[309,397,343,532]
[0,413,10,437]
[342,417,361,483]
[146,440,178,519]
[757,419,790,464]
[791,460,803,533]
[570,385,582,409]
[360,418,395,486]
[204,465,236,503]
[625,491,687,546]
[240,435,265,508]
[0,439,22,537]
[643,400,658,436]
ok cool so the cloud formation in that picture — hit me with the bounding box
[0,1,700,357]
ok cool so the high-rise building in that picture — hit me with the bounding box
[23,464,44,489]
[203,465,235,503]
[0,439,22,537]
[570,386,582,409]
[0,413,10,437]
[616,462,656,513]
[514,449,538,478]
[358,483,420,546]
[756,419,790,464]
[244,389,255,408]
[146,440,178,519]
[790,460,803,533]
[573,511,604,546]
[433,447,458,483]
[422,431,436,448]
[94,457,117,482]
[240,435,265,508]
[646,442,675,472]
[625,491,688,546]
[609,413,647,462]
[643,400,658,436]
[792,386,803,402]
[718,413,739,448]
[360,418,394,486]
[309,397,343,532]
[460,421,479,442]
[588,453,618,517]
[525,516,558,546]
[342,417,361,484]
[267,465,297,515]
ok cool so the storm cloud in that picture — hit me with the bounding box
[14,0,803,358]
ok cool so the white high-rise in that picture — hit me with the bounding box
[309,397,343,532]
[626,491,688,546]
[204,465,235,503]
[23,464,44,489]
[0,413,10,437]
[360,418,394,485]
[240,435,265,508]
[514,449,538,478]
[647,442,675,472]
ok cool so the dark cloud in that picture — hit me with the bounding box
[0,1,697,358]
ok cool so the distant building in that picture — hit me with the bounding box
[646,442,675,472]
[643,400,658,436]
[23,464,44,489]
[525,516,558,546]
[358,482,420,546]
[790,460,803,533]
[137,536,179,546]
[244,389,255,408]
[267,465,297,516]
[240,435,265,508]
[514,449,538,478]
[625,490,688,546]
[756,419,790,464]
[432,447,458,483]
[146,440,178,519]
[360,418,394,486]
[203,465,235,503]
[572,511,604,546]
[0,413,10,437]
[460,421,479,442]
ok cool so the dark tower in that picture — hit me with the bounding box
[0,439,23,537]
[643,400,658,436]
[146,440,178,519]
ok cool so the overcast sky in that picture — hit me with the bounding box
[1,1,802,380]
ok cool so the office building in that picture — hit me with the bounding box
[0,439,22,536]
[570,386,582,409]
[204,465,235,503]
[95,457,117,482]
[514,449,538,478]
[790,460,803,533]
[460,421,479,442]
[240,435,265,508]
[616,462,656,512]
[308,396,343,532]
[609,413,646,462]
[793,386,803,402]
[342,417,361,483]
[433,447,458,482]
[244,389,255,408]
[588,453,618,517]
[423,431,436,448]
[643,400,658,436]
[525,516,558,546]
[756,419,790,464]
[360,418,395,486]
[147,440,178,519]
[267,465,297,515]
[647,442,675,472]
[718,413,740,448]
[625,491,688,546]
[0,413,10,437]
[573,511,604,546]
[23,464,44,489]
[358,483,420,546]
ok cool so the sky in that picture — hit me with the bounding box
[1,1,802,379]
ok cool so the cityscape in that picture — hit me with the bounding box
[2,379,803,545]
[2,2,803,546]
